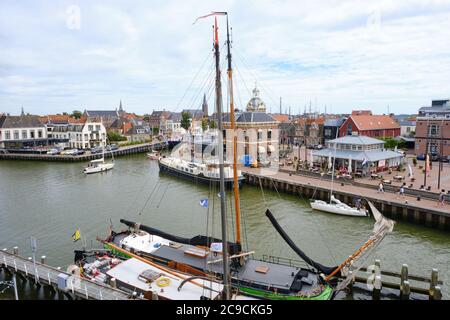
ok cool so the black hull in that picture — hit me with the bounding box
[158,161,244,188]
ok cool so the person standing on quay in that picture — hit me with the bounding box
[378,182,384,193]
[397,186,405,199]
[439,190,446,207]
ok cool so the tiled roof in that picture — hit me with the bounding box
[271,114,290,122]
[236,112,278,123]
[0,115,45,129]
[350,115,400,130]
[85,110,119,118]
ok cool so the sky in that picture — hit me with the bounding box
[1,0,450,116]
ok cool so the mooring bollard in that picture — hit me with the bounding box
[401,281,411,300]
[2,248,7,253]
[373,275,382,300]
[430,268,439,299]
[400,264,409,295]
[375,259,381,276]
[13,247,19,255]
[110,277,117,288]
[40,256,46,265]
[433,286,442,300]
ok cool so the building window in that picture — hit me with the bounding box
[96,125,100,131]
[428,124,440,136]
[14,130,19,140]
[428,142,439,154]
[324,128,332,137]
[5,131,11,140]
[347,124,353,136]
[22,130,27,139]
[30,130,35,139]
[38,130,43,138]
[88,125,93,131]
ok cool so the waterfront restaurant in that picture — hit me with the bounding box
[312,135,405,175]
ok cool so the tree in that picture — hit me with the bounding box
[209,120,217,129]
[181,112,191,131]
[107,131,127,142]
[201,118,208,132]
[71,110,82,119]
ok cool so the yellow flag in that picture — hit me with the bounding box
[72,229,81,242]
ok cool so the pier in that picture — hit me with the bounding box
[0,142,163,162]
[0,248,140,300]
[262,255,443,300]
[243,168,450,231]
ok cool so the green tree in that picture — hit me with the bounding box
[201,118,208,132]
[181,112,191,131]
[107,131,127,142]
[71,110,82,119]
[209,120,217,129]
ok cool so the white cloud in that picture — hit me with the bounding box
[0,0,449,115]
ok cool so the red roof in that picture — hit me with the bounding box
[350,115,400,131]
[271,114,290,122]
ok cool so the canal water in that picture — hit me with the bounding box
[1,154,449,300]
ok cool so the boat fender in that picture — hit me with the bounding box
[156,277,171,287]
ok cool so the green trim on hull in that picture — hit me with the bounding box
[238,285,334,301]
[104,242,334,301]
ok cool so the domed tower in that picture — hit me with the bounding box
[246,85,267,113]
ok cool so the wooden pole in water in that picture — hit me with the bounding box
[400,264,409,297]
[430,268,439,299]
[401,280,411,300]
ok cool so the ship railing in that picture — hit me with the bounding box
[260,255,310,269]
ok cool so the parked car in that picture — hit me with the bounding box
[64,149,78,156]
[90,146,103,154]
[74,149,85,156]
[106,144,119,151]
[416,154,426,161]
[46,149,60,155]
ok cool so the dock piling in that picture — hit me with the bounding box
[433,286,442,300]
[41,255,47,265]
[430,268,439,299]
[401,281,411,300]
[373,275,382,300]
[400,264,409,295]
[13,247,19,255]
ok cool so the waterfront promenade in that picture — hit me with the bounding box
[242,167,450,230]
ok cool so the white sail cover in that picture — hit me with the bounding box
[336,201,395,290]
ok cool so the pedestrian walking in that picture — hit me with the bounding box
[378,182,384,193]
[397,186,405,199]
[439,190,446,207]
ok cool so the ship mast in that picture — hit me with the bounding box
[224,13,242,249]
[213,16,231,300]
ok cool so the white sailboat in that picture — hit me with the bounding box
[310,132,368,217]
[83,142,115,174]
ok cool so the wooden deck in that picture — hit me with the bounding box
[0,249,139,300]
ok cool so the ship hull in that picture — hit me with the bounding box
[158,160,244,188]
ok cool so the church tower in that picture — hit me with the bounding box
[202,94,208,116]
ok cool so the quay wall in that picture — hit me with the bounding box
[244,172,450,231]
[0,143,156,162]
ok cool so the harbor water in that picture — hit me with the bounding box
[1,154,449,299]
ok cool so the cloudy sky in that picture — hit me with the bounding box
[1,0,450,116]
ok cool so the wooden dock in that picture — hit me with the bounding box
[261,255,444,300]
[0,142,164,162]
[243,168,450,231]
[0,248,140,300]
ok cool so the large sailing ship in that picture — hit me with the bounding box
[89,12,394,300]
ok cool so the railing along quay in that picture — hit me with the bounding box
[0,248,141,300]
[0,143,164,162]
[243,171,450,231]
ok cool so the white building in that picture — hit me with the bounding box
[67,121,107,149]
[400,120,416,137]
[0,113,48,149]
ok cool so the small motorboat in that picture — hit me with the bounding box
[310,196,368,217]
[147,151,160,160]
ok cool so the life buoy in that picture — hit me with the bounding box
[156,277,171,287]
